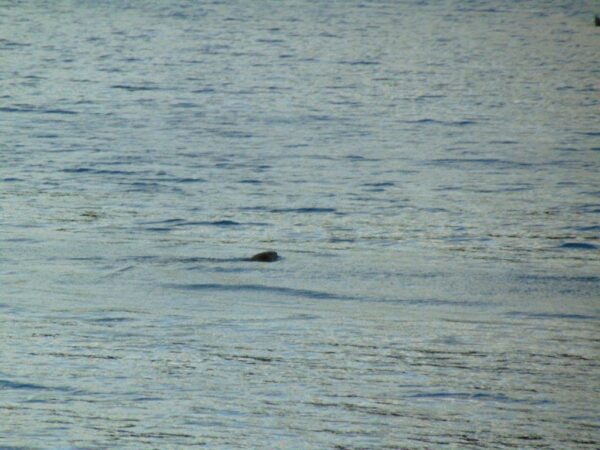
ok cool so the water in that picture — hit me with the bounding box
[1,1,599,448]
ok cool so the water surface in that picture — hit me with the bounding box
[1,1,599,448]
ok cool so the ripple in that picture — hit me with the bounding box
[0,39,31,48]
[269,207,337,214]
[110,84,162,91]
[45,352,120,360]
[559,242,598,250]
[0,106,78,115]
[62,167,137,175]
[504,311,598,321]
[0,379,69,392]
[141,219,269,229]
[338,60,381,66]
[164,283,346,300]
[517,274,600,283]
[573,225,600,232]
[402,118,477,126]
[426,158,531,168]
[88,316,134,324]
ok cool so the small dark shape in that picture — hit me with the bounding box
[249,251,279,262]
[596,15,600,26]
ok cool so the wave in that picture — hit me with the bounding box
[0,106,77,115]
[110,84,162,91]
[401,118,477,126]
[269,207,337,214]
[165,282,346,300]
[558,242,598,250]
[504,311,598,321]
[0,379,69,392]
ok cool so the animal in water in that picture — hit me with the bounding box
[596,15,600,26]
[248,251,279,262]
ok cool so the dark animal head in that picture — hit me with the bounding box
[249,251,279,262]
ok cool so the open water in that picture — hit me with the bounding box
[1,1,599,448]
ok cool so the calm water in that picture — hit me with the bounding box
[1,1,599,448]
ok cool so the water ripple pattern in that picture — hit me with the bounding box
[1,1,599,449]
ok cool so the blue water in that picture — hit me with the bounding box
[1,1,599,448]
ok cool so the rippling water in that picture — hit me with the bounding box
[1,1,599,448]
